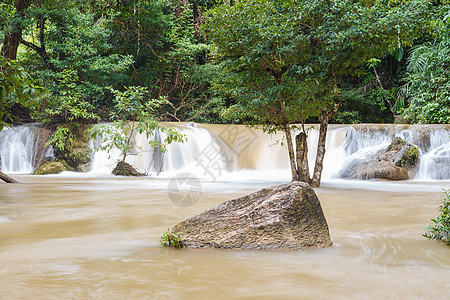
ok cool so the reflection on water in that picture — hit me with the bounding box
[0,175,449,299]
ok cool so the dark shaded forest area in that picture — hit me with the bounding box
[1,0,449,129]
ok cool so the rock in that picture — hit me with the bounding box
[339,137,419,180]
[33,125,55,167]
[32,161,68,175]
[170,181,332,250]
[77,163,91,173]
[112,161,145,176]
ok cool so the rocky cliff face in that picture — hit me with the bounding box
[170,181,332,250]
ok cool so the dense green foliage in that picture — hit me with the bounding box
[424,190,450,245]
[400,9,450,123]
[46,122,91,171]
[205,0,426,126]
[0,0,448,127]
[0,56,39,129]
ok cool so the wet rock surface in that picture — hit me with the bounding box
[171,181,332,250]
[112,161,145,176]
[339,137,419,180]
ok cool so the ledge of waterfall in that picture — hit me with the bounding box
[169,181,332,250]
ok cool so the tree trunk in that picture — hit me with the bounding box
[295,132,311,184]
[310,79,341,187]
[1,0,31,60]
[20,18,56,72]
[0,171,19,183]
[311,107,329,187]
[373,67,395,117]
[1,29,22,60]
[278,90,298,182]
[282,124,298,182]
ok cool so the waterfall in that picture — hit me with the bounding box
[90,123,226,178]
[338,125,450,180]
[417,129,450,180]
[2,123,449,180]
[0,125,39,173]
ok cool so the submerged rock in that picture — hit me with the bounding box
[339,137,419,180]
[112,161,145,176]
[170,181,332,250]
[32,161,68,175]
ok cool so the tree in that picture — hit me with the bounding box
[90,86,185,175]
[1,1,134,122]
[1,0,225,124]
[108,0,220,123]
[204,0,427,186]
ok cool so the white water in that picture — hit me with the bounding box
[0,125,38,173]
[1,123,449,180]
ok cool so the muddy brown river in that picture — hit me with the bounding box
[0,175,449,299]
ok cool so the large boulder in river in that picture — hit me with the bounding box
[339,137,419,180]
[170,181,332,250]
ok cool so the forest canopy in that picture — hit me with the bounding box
[0,0,448,126]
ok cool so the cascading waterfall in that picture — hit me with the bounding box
[340,125,450,180]
[1,123,449,180]
[417,129,450,180]
[90,123,227,178]
[0,125,39,173]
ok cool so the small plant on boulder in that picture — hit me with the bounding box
[396,146,419,167]
[424,189,450,246]
[160,229,185,249]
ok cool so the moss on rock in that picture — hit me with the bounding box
[32,161,68,175]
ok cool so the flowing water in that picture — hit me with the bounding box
[1,124,450,298]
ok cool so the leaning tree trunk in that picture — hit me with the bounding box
[310,90,340,187]
[0,171,18,183]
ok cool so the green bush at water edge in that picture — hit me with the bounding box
[424,189,450,245]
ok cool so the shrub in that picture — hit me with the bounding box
[424,189,450,245]
[160,229,185,249]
